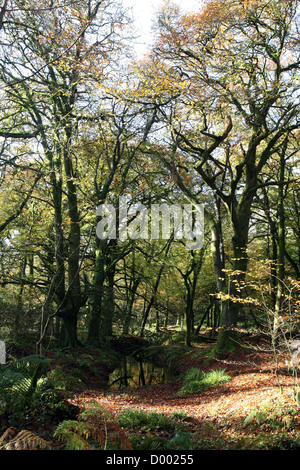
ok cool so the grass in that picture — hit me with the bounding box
[178,368,231,396]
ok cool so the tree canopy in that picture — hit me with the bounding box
[0,0,299,356]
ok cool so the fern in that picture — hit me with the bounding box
[54,402,133,450]
[244,409,267,427]
[0,355,51,411]
[118,409,173,430]
[0,369,31,411]
[169,431,194,450]
[0,427,17,444]
[54,420,93,450]
[0,428,51,450]
[9,355,51,392]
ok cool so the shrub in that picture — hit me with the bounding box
[178,368,231,396]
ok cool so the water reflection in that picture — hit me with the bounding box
[109,357,174,389]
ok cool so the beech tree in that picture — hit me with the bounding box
[0,0,132,347]
[83,100,160,346]
[251,132,300,340]
[136,0,300,352]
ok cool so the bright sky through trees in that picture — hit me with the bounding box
[124,0,202,56]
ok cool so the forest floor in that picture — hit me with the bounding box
[67,337,300,451]
[3,335,300,451]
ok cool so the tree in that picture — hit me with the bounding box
[176,247,206,346]
[0,0,132,347]
[250,131,300,342]
[136,0,300,353]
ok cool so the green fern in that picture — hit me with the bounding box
[54,420,93,450]
[54,402,133,450]
[9,355,51,379]
[169,432,194,450]
[0,369,30,411]
[0,355,51,411]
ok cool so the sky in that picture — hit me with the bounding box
[123,0,202,56]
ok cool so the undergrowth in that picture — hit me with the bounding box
[0,354,79,431]
[178,368,231,396]
[54,402,132,450]
[117,408,194,450]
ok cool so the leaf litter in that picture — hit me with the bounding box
[69,344,300,450]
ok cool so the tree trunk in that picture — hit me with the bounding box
[88,239,105,346]
[208,212,235,353]
[101,264,116,339]
[184,287,193,346]
[123,279,139,335]
[274,140,287,343]
[214,199,252,354]
[140,239,172,337]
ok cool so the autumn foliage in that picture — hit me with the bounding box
[0,0,299,452]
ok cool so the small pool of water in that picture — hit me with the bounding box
[109,357,174,389]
